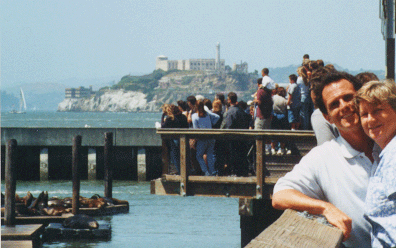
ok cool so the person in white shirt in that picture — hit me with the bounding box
[272,71,380,248]
[261,68,276,90]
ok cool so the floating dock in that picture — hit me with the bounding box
[43,222,111,241]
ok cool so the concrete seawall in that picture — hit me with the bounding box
[1,128,163,181]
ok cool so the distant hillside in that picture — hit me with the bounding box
[1,91,19,111]
[106,69,259,104]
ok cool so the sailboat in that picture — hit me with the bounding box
[10,88,27,114]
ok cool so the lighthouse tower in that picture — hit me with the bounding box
[215,42,220,72]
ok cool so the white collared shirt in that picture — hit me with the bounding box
[274,135,380,248]
[262,75,275,90]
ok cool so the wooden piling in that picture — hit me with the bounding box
[104,132,113,198]
[161,139,169,176]
[179,135,189,196]
[255,139,268,199]
[5,139,17,226]
[72,135,82,215]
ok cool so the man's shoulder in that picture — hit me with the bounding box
[301,139,340,160]
[263,75,273,82]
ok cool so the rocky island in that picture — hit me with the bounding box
[57,69,259,112]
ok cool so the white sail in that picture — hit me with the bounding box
[18,88,27,113]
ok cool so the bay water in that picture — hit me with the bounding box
[1,111,241,248]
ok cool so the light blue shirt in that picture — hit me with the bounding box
[365,135,396,248]
[192,112,220,129]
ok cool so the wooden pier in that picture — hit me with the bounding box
[245,209,343,248]
[1,224,45,248]
[151,129,318,247]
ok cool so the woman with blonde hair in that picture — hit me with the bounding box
[161,104,188,174]
[355,80,396,248]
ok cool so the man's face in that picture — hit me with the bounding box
[359,101,396,149]
[322,79,360,133]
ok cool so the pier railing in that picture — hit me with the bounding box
[152,129,316,199]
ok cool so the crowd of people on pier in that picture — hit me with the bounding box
[159,53,396,247]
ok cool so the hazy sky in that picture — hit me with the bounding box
[1,0,386,88]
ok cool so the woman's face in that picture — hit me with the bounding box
[359,100,396,149]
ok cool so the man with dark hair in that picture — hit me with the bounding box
[261,68,275,90]
[302,54,310,66]
[287,74,301,130]
[254,78,273,130]
[313,72,362,116]
[355,72,379,85]
[186,95,197,125]
[221,92,250,176]
[316,59,324,67]
[273,71,381,248]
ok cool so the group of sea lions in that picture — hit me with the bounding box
[1,192,129,216]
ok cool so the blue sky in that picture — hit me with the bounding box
[1,0,386,88]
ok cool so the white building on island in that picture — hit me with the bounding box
[155,43,225,72]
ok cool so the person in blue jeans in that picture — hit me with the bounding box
[355,80,396,248]
[192,100,220,176]
[298,64,313,130]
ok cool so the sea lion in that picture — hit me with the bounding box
[62,197,73,208]
[37,191,48,210]
[15,192,34,207]
[111,197,129,206]
[48,197,63,207]
[63,214,99,229]
[42,206,71,216]
[90,194,128,206]
[27,191,45,215]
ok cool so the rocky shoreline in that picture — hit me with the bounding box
[58,89,159,112]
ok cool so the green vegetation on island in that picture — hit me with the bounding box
[101,69,260,105]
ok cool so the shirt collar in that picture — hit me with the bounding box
[379,135,396,158]
[336,135,382,163]
[336,135,361,158]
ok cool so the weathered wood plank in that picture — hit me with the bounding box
[159,130,315,142]
[5,139,17,226]
[256,139,264,199]
[1,224,45,240]
[161,139,169,175]
[72,135,82,215]
[245,209,343,248]
[1,216,70,225]
[1,240,34,248]
[162,175,279,185]
[151,177,277,198]
[179,135,189,196]
[77,205,129,216]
